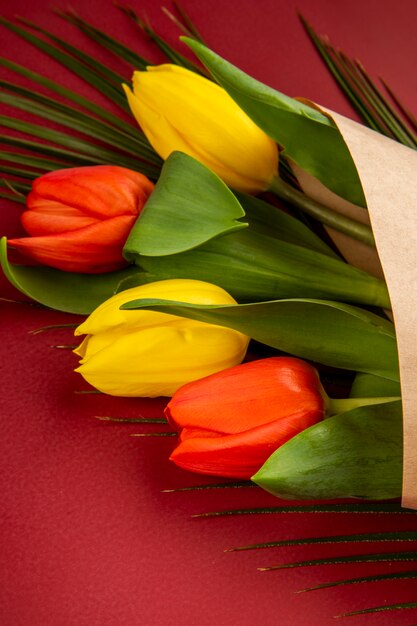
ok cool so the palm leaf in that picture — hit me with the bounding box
[259,550,417,571]
[338,601,417,618]
[0,82,159,163]
[55,9,151,70]
[193,503,412,517]
[299,14,417,148]
[115,3,206,75]
[0,56,137,131]
[227,531,417,552]
[299,570,417,593]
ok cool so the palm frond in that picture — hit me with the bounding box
[259,550,417,571]
[115,2,207,75]
[299,569,417,593]
[299,14,417,149]
[338,601,417,618]
[227,531,417,552]
[193,503,412,518]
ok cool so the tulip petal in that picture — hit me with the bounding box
[170,410,322,479]
[9,214,136,273]
[133,66,278,186]
[165,357,325,434]
[22,198,99,235]
[29,165,154,220]
[75,322,248,397]
[124,65,278,193]
[75,278,241,336]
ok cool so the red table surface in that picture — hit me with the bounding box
[1,1,417,624]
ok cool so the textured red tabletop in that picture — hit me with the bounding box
[1,1,417,624]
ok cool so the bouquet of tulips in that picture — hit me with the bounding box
[2,22,416,505]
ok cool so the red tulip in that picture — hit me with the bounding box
[165,357,327,479]
[8,165,154,273]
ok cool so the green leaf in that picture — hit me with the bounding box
[299,570,417,593]
[235,191,339,258]
[0,114,159,176]
[338,601,417,617]
[0,81,159,164]
[1,151,70,171]
[57,10,151,70]
[183,38,366,207]
[116,5,205,75]
[253,401,402,500]
[0,56,140,132]
[0,237,142,314]
[299,15,417,149]
[350,372,402,398]
[193,502,411,517]
[0,18,128,111]
[124,162,389,308]
[228,531,417,552]
[129,229,389,306]
[124,152,247,257]
[121,298,399,380]
[259,549,417,571]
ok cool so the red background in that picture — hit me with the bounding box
[1,1,417,624]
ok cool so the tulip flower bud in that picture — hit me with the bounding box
[74,279,249,397]
[123,64,278,194]
[166,357,326,479]
[8,165,154,273]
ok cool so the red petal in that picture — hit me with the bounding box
[170,406,323,479]
[165,357,325,435]
[8,214,136,273]
[21,199,98,236]
[28,165,154,221]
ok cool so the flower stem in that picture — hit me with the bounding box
[269,175,375,247]
[328,396,400,416]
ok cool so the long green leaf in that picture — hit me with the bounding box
[0,115,159,175]
[193,503,412,517]
[259,550,417,571]
[235,192,338,258]
[0,164,42,179]
[183,38,366,207]
[350,372,402,398]
[338,601,417,617]
[56,10,151,70]
[18,17,128,88]
[253,402,402,500]
[121,298,398,380]
[116,4,205,74]
[299,15,417,149]
[1,133,103,166]
[0,18,128,111]
[0,56,138,132]
[0,151,72,171]
[299,570,417,593]
[0,82,159,163]
[0,237,144,314]
[228,531,417,552]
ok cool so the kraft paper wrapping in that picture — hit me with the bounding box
[296,111,417,508]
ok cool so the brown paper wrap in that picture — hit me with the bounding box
[295,110,417,508]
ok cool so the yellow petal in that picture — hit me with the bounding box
[75,278,238,337]
[125,65,278,193]
[75,323,248,397]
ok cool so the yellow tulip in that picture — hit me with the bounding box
[123,64,278,194]
[74,279,249,397]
